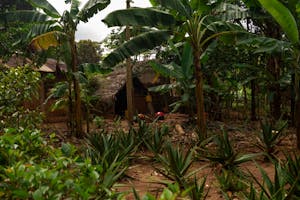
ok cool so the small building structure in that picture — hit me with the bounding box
[93,61,169,117]
[93,67,148,117]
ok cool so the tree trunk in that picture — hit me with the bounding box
[194,50,206,139]
[68,79,74,132]
[293,49,300,149]
[70,37,83,137]
[243,85,247,116]
[295,68,300,149]
[251,79,257,121]
[268,57,281,120]
[291,73,295,126]
[86,104,90,134]
[295,99,300,149]
[125,0,134,124]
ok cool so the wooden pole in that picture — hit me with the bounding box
[125,0,134,124]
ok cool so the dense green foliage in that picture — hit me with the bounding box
[0,66,41,131]
[0,128,124,199]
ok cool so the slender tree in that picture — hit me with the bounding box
[27,0,110,137]
[125,0,134,124]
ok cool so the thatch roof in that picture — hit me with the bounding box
[93,60,155,112]
[39,58,67,73]
[95,67,127,104]
[4,54,32,67]
[1,56,67,73]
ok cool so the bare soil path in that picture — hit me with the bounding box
[42,113,299,200]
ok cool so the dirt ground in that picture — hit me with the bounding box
[41,113,299,200]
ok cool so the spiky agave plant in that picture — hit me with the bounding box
[282,152,300,199]
[255,120,287,160]
[85,130,135,168]
[198,130,260,174]
[155,142,199,188]
[243,162,292,200]
[144,124,169,157]
[186,176,209,200]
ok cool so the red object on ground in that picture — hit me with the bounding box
[155,112,165,120]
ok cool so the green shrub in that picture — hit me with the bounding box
[0,128,48,165]
[0,66,42,131]
[0,129,126,199]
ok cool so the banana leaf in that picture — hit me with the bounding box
[155,0,192,18]
[258,0,299,44]
[102,30,171,67]
[78,0,110,22]
[102,8,176,28]
[26,0,60,18]
[0,10,48,24]
[30,31,68,51]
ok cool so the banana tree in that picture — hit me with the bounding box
[102,0,246,139]
[149,42,195,115]
[26,0,110,137]
[256,0,300,148]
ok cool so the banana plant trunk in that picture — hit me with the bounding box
[294,50,300,149]
[194,50,206,139]
[70,36,83,137]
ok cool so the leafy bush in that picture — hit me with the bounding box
[0,128,48,165]
[0,129,125,199]
[0,66,42,130]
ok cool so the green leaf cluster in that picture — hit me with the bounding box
[0,66,42,131]
[0,128,125,199]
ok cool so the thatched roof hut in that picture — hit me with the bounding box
[93,67,148,115]
[94,67,127,106]
[92,60,169,115]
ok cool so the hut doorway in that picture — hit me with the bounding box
[114,85,127,116]
[114,77,148,116]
